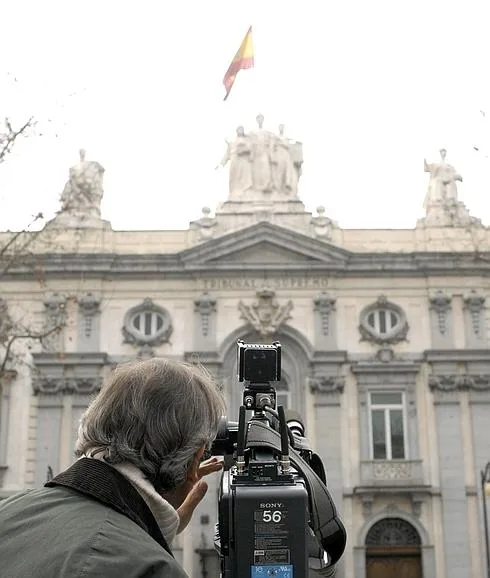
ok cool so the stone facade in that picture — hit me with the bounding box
[0,134,490,577]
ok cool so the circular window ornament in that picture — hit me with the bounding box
[359,296,409,345]
[122,298,172,346]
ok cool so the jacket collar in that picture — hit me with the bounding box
[45,457,172,556]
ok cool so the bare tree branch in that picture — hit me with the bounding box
[0,116,35,163]
[0,323,63,373]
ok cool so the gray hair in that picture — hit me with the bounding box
[75,358,225,492]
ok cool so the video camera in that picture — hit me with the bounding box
[211,340,347,577]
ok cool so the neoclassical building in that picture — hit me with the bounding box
[0,124,490,578]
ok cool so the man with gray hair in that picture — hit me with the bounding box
[0,358,226,577]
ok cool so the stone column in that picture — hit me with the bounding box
[309,375,345,512]
[429,378,472,578]
[0,371,16,487]
[469,381,490,578]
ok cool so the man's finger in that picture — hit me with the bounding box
[198,461,224,478]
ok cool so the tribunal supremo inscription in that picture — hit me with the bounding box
[198,276,329,290]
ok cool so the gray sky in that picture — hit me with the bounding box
[1,0,490,232]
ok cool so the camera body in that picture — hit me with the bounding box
[212,340,346,578]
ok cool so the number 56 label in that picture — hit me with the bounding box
[262,510,283,523]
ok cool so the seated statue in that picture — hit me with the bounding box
[59,149,105,220]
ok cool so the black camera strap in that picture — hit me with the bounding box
[245,420,347,566]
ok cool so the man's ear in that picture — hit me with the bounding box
[187,446,205,484]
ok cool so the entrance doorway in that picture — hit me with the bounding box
[365,518,422,578]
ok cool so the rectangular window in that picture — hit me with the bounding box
[369,392,406,460]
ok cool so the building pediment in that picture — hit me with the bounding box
[180,222,351,267]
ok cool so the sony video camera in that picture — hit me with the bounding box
[211,340,347,578]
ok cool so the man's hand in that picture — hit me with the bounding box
[176,457,223,533]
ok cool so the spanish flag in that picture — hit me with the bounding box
[223,26,254,101]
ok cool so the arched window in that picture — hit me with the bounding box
[276,377,289,409]
[366,518,422,578]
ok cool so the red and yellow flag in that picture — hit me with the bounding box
[223,26,254,101]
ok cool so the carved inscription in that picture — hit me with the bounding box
[198,276,329,291]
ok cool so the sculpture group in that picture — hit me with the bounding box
[52,122,482,230]
[218,114,303,198]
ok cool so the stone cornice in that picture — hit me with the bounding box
[32,352,108,367]
[312,350,348,364]
[352,361,421,374]
[424,349,490,363]
[2,215,490,283]
[184,351,221,366]
[3,251,490,279]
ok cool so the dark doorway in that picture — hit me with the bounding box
[365,518,422,578]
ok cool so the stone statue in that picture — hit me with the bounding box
[217,114,303,198]
[423,148,462,210]
[310,206,335,239]
[59,149,105,220]
[218,126,253,198]
[249,114,275,193]
[271,124,298,195]
[419,149,482,228]
[193,206,217,241]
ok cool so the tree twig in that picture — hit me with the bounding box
[0,324,63,372]
[0,117,35,163]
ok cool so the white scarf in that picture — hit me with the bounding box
[82,454,180,545]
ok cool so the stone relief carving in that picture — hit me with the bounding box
[78,293,101,339]
[313,291,336,336]
[463,290,486,336]
[194,293,217,337]
[368,460,413,481]
[375,346,396,363]
[310,206,335,240]
[44,293,67,326]
[43,293,67,350]
[309,375,345,394]
[428,374,490,391]
[137,344,155,360]
[429,291,452,335]
[238,288,293,338]
[420,149,482,227]
[32,376,102,395]
[359,296,409,345]
[217,114,303,199]
[122,298,173,349]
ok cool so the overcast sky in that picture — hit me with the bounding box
[1,0,490,232]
